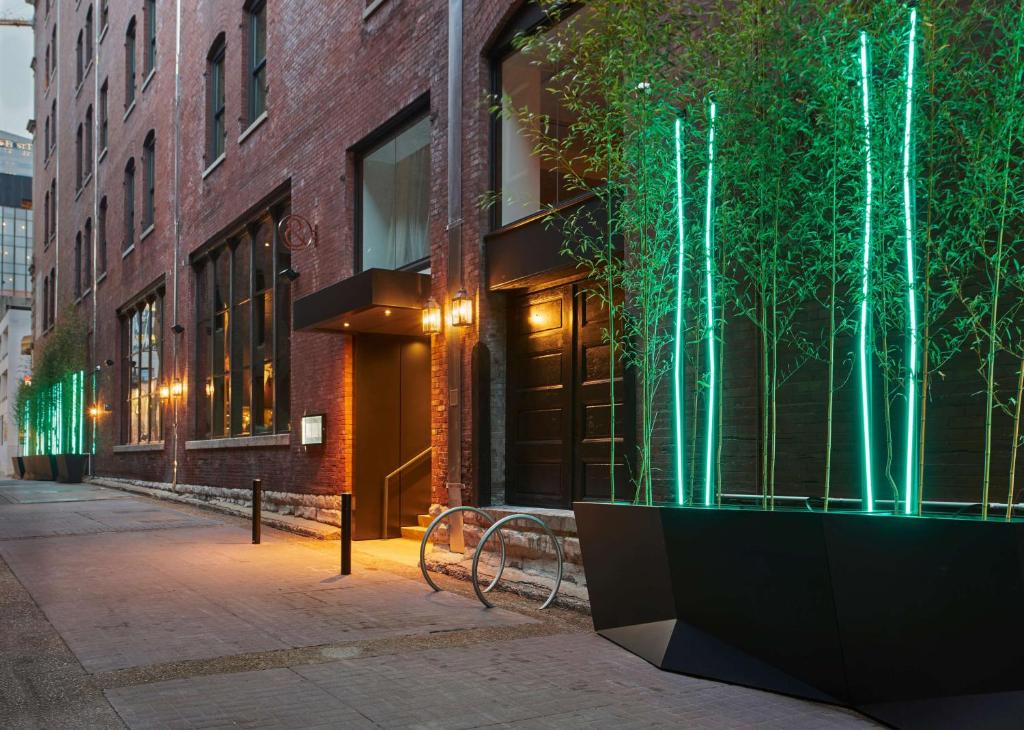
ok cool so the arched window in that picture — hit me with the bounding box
[123,158,136,251]
[125,17,137,107]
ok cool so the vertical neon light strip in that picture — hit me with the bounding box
[703,102,717,507]
[674,116,687,504]
[901,7,918,514]
[859,33,875,512]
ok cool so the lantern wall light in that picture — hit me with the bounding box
[422,296,442,334]
[450,288,473,328]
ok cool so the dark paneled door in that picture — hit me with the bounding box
[507,287,574,508]
[507,284,630,509]
[353,334,431,539]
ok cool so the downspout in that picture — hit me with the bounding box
[445,0,465,546]
[91,0,100,470]
[171,0,182,491]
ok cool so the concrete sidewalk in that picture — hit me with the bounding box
[0,480,877,729]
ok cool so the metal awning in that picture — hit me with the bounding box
[293,268,431,336]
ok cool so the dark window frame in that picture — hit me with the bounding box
[125,17,137,108]
[352,99,431,274]
[207,36,227,163]
[142,131,156,230]
[99,80,109,151]
[123,158,136,250]
[98,196,108,273]
[246,0,267,124]
[193,202,291,439]
[120,289,165,445]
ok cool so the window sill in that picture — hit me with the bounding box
[122,244,135,259]
[113,441,165,454]
[185,433,290,451]
[123,100,136,122]
[140,68,156,94]
[140,224,155,242]
[98,147,108,164]
[96,271,107,286]
[202,153,226,179]
[238,111,268,145]
[99,25,109,45]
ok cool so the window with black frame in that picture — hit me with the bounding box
[194,205,291,440]
[495,7,600,226]
[142,131,155,230]
[207,36,226,163]
[247,0,267,124]
[144,0,156,75]
[123,158,135,250]
[358,114,430,271]
[121,292,163,444]
[125,18,136,107]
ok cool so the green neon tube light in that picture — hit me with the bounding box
[901,7,918,514]
[674,115,687,505]
[703,101,717,507]
[859,32,875,513]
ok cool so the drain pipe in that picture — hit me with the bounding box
[445,0,466,553]
[170,0,182,491]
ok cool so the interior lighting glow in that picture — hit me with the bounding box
[858,32,875,513]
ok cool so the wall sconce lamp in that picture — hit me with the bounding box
[422,296,442,335]
[450,288,473,328]
[88,403,104,419]
[159,379,185,400]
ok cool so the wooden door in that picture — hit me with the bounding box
[506,287,574,508]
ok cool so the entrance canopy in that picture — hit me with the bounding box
[293,268,431,336]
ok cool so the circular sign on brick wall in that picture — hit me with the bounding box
[278,214,317,251]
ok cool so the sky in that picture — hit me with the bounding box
[0,0,34,137]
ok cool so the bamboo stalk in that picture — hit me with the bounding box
[1006,357,1024,521]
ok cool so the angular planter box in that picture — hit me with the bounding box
[10,456,24,479]
[55,454,88,483]
[21,454,56,481]
[574,502,1024,730]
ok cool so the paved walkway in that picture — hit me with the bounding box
[0,480,877,729]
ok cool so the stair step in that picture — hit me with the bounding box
[401,525,430,541]
[417,514,432,527]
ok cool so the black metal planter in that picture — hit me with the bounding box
[574,502,1024,730]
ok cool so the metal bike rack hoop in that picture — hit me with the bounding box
[419,506,507,594]
[471,513,563,610]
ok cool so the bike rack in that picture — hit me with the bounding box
[419,506,508,594]
[420,506,564,610]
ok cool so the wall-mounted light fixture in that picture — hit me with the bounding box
[450,288,473,328]
[422,296,442,334]
[160,378,185,400]
[278,267,300,281]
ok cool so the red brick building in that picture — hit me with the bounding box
[31,0,626,545]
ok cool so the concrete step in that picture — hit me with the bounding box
[417,514,432,527]
[400,525,429,542]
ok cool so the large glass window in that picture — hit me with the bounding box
[359,115,430,270]
[247,1,267,123]
[195,205,290,439]
[121,294,163,444]
[496,9,599,225]
[207,37,226,162]
[0,203,32,297]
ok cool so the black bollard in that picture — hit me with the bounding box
[252,479,262,544]
[341,491,352,575]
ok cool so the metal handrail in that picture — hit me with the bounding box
[382,446,432,538]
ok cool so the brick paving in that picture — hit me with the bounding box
[0,481,878,729]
